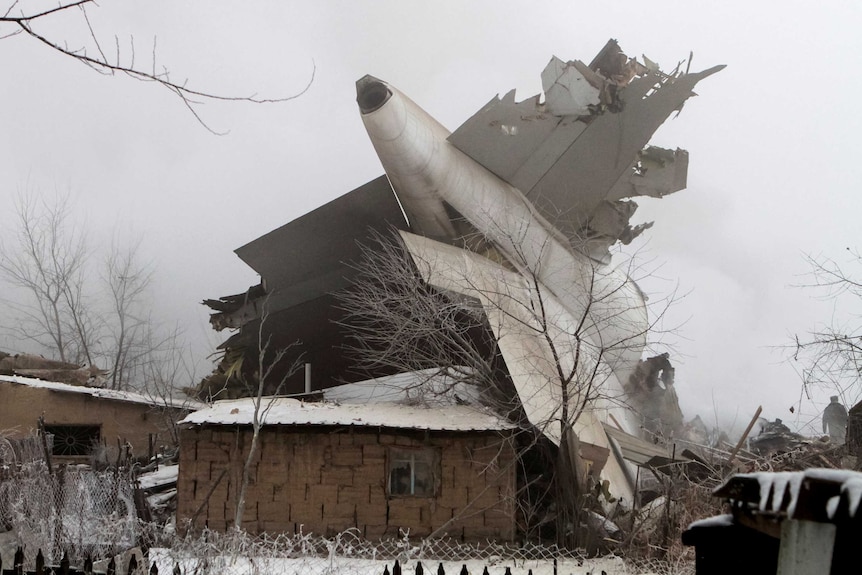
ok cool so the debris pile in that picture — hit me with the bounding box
[136,462,179,527]
[610,406,860,564]
[625,353,684,438]
[0,352,106,387]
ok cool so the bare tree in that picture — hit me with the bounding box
[336,228,675,547]
[101,235,154,390]
[335,230,508,406]
[138,333,201,449]
[0,193,93,364]
[792,249,862,404]
[0,192,196,395]
[233,296,302,530]
[0,0,314,133]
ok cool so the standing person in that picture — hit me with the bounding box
[823,396,849,443]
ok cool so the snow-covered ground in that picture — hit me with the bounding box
[149,551,641,575]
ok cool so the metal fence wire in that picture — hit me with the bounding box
[0,434,46,468]
[0,464,138,565]
[146,526,609,575]
[163,526,587,563]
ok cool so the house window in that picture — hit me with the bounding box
[388,447,438,497]
[44,425,101,457]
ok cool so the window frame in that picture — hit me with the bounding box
[386,446,440,498]
[43,424,101,457]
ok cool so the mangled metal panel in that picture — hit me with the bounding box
[448,39,723,257]
[602,423,676,466]
[447,90,586,193]
[541,56,602,116]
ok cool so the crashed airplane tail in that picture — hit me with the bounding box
[203,39,722,512]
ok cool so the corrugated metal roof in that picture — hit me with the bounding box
[180,397,515,432]
[0,374,207,411]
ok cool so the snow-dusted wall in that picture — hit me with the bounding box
[177,425,517,540]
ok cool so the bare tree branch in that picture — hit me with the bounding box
[1,1,315,133]
[790,250,862,405]
[334,226,679,547]
[234,295,302,529]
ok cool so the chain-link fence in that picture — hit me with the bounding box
[0,435,46,468]
[0,464,682,574]
[154,525,588,563]
[0,463,138,566]
[145,526,653,575]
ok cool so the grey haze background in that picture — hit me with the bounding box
[2,1,860,435]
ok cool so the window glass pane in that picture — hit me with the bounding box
[389,459,413,495]
[388,447,438,497]
[412,461,433,496]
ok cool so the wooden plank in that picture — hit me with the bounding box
[777,519,835,575]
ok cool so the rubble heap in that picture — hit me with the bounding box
[0,352,106,387]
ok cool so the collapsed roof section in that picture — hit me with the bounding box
[0,352,106,387]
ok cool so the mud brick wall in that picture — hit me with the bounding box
[177,425,516,541]
[0,382,188,460]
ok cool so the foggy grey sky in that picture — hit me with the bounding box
[2,1,861,435]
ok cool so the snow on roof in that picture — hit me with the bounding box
[322,368,482,407]
[181,396,515,432]
[0,374,207,411]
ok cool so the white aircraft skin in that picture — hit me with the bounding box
[357,77,648,389]
[398,229,639,505]
[357,76,656,504]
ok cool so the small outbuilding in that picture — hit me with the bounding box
[0,374,204,463]
[176,397,517,541]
